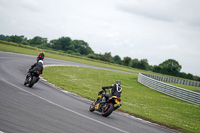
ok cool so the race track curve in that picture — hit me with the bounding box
[0,52,177,133]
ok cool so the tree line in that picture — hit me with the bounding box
[0,34,94,55]
[0,34,199,82]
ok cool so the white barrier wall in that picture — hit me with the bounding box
[138,73,200,106]
[142,73,200,87]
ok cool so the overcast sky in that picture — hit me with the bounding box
[0,0,200,76]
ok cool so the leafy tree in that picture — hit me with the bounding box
[186,73,193,80]
[130,58,150,70]
[123,56,131,66]
[159,59,182,75]
[59,37,71,50]
[7,35,25,43]
[50,39,62,50]
[0,34,9,41]
[99,52,112,62]
[87,54,101,60]
[50,37,94,55]
[66,50,74,54]
[152,65,162,73]
[50,37,71,51]
[140,59,149,70]
[178,72,187,78]
[112,55,122,65]
[193,75,200,81]
[50,37,70,50]
[71,40,94,55]
[21,40,29,45]
[79,41,94,55]
[29,36,48,45]
[130,59,140,68]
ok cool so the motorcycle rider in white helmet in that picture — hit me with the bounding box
[25,52,44,83]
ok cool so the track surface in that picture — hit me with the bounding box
[0,52,177,133]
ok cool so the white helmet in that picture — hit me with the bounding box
[38,60,43,65]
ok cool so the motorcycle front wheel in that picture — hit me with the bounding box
[102,103,114,117]
[89,102,95,112]
[24,79,27,85]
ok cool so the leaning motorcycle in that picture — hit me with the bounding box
[89,89,121,117]
[24,70,40,88]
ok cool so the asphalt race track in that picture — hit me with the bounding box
[0,52,177,133]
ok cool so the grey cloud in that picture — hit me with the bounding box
[117,0,200,27]
[117,5,173,22]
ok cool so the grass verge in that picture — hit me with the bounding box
[42,66,200,133]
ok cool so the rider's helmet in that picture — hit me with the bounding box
[37,52,45,62]
[38,60,43,65]
[114,80,122,93]
[115,80,121,86]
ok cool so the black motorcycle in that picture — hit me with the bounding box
[89,89,121,117]
[24,70,40,87]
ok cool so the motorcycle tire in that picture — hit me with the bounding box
[24,79,27,85]
[89,102,95,112]
[28,76,36,88]
[102,103,114,117]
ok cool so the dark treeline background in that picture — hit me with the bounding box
[1,34,199,82]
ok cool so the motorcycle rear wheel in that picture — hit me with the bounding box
[102,103,114,117]
[28,76,36,88]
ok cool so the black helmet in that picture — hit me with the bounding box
[115,80,121,86]
[37,52,45,61]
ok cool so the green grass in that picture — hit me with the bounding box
[43,66,200,133]
[1,42,200,132]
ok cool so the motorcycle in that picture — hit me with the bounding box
[89,89,121,117]
[24,70,40,88]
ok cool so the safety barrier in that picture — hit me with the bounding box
[142,73,200,87]
[138,73,200,106]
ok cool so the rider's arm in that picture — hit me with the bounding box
[31,63,37,69]
[111,84,116,95]
[102,86,113,90]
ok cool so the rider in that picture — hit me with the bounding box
[96,80,122,104]
[26,52,45,82]
[36,52,45,62]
